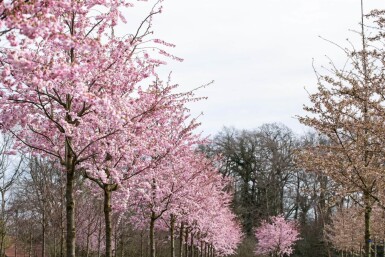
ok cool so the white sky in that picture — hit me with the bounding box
[124,0,385,137]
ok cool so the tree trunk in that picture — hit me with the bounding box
[170,215,175,257]
[42,201,46,257]
[104,189,113,257]
[364,192,372,257]
[184,228,188,257]
[179,223,184,257]
[54,233,57,257]
[97,218,102,257]
[150,211,156,257]
[140,232,143,257]
[114,226,118,257]
[190,233,194,257]
[65,160,76,257]
[0,190,5,257]
[200,241,203,257]
[86,231,90,257]
[29,227,33,257]
[120,232,124,257]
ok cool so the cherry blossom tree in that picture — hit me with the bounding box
[324,206,364,255]
[0,1,189,257]
[255,215,300,257]
[296,4,385,256]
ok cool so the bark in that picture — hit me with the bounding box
[200,241,203,257]
[54,233,57,257]
[85,231,90,257]
[0,190,5,257]
[150,211,156,257]
[114,227,118,257]
[190,233,194,257]
[104,189,113,257]
[120,232,124,257]
[42,200,46,257]
[179,222,184,257]
[29,227,33,257]
[65,166,75,257]
[140,232,143,257]
[184,228,189,257]
[97,218,102,257]
[60,188,65,257]
[364,192,372,257]
[170,215,175,257]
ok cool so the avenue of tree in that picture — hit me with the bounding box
[2,1,385,257]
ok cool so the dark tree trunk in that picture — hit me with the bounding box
[65,167,75,257]
[190,233,194,257]
[364,191,372,257]
[184,228,189,257]
[150,212,156,257]
[170,215,175,257]
[104,189,112,257]
[179,223,184,257]
[42,205,46,257]
[140,232,143,257]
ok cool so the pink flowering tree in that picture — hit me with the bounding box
[255,215,300,257]
[0,1,188,257]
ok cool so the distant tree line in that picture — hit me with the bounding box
[205,124,334,257]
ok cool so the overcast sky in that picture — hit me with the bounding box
[124,0,385,137]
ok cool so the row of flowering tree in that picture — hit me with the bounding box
[0,0,242,257]
[325,202,385,256]
[297,3,385,257]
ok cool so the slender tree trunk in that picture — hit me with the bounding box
[0,190,5,257]
[114,226,118,257]
[364,192,372,257]
[97,218,102,257]
[200,241,203,257]
[190,233,194,257]
[60,224,65,257]
[170,215,175,257]
[29,227,33,257]
[209,245,212,257]
[179,223,184,257]
[54,233,57,257]
[120,232,124,257]
[184,229,188,257]
[65,165,76,257]
[140,232,143,257]
[60,172,65,257]
[42,201,46,257]
[85,232,90,257]
[150,212,156,257]
[104,189,113,257]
